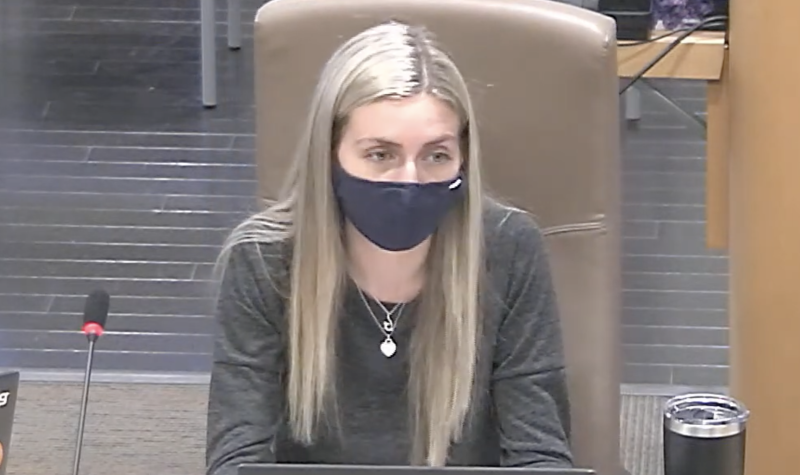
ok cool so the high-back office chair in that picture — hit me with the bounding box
[252,1,624,474]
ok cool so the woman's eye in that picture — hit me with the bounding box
[366,150,392,162]
[427,152,452,163]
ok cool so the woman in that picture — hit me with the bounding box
[206,20,573,475]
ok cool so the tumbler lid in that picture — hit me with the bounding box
[664,393,749,438]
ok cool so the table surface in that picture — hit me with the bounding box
[618,30,726,80]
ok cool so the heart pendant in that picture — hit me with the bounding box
[380,338,397,358]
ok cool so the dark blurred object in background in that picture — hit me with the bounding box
[598,0,653,40]
[552,0,601,11]
[652,0,713,29]
[599,0,727,41]
[707,0,728,30]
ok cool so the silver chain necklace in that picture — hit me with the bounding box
[356,287,406,358]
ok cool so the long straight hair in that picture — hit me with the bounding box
[216,21,486,466]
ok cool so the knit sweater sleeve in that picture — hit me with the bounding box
[491,210,574,468]
[206,242,286,475]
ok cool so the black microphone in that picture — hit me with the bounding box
[72,289,110,475]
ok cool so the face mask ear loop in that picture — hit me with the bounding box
[455,166,467,188]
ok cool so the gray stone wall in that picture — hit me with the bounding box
[621,80,728,386]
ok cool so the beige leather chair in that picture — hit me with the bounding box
[252,1,624,474]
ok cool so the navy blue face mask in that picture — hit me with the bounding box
[332,165,466,252]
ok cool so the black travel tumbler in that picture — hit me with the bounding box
[663,393,749,475]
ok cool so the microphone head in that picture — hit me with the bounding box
[82,289,110,329]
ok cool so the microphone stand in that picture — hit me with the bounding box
[72,332,99,475]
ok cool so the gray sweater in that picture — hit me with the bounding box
[206,201,573,475]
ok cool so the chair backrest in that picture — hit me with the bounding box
[253,1,623,474]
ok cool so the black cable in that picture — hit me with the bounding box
[618,18,726,47]
[619,27,692,47]
[619,15,728,95]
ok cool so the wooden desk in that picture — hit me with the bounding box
[617,31,729,249]
[618,31,726,80]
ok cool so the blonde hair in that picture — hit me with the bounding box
[216,20,485,466]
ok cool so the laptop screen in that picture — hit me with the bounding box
[0,371,20,475]
[238,464,596,475]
